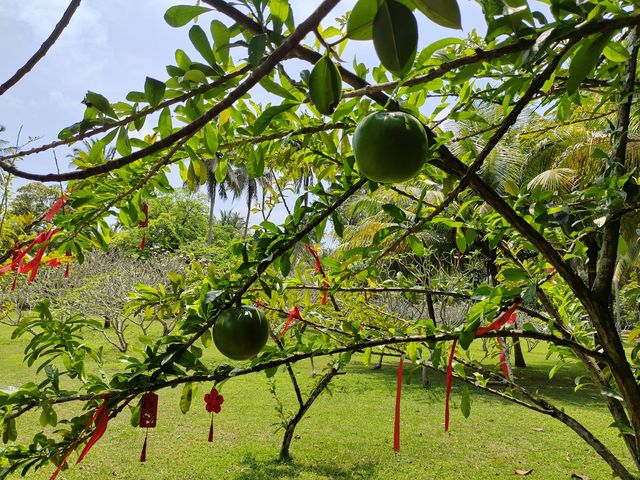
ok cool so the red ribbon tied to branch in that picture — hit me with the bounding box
[204,387,224,442]
[280,306,302,338]
[43,195,68,222]
[305,243,329,305]
[444,302,519,432]
[139,202,149,251]
[50,395,110,480]
[393,355,404,451]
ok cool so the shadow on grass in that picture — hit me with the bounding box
[229,454,377,480]
[345,356,604,410]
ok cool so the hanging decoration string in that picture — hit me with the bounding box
[393,354,404,452]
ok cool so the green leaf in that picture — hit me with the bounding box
[201,329,213,348]
[269,0,290,24]
[83,91,117,119]
[248,34,267,67]
[253,103,297,135]
[116,127,131,156]
[362,347,372,366]
[204,124,218,156]
[309,56,342,116]
[567,33,611,96]
[603,41,630,63]
[158,107,173,138]
[382,203,406,222]
[247,148,265,178]
[501,268,528,282]
[180,383,193,414]
[347,0,381,40]
[455,228,466,253]
[189,25,217,67]
[412,0,461,29]
[408,235,424,256]
[144,77,166,107]
[406,342,418,362]
[164,5,211,28]
[280,251,291,276]
[215,158,228,183]
[460,384,471,418]
[373,0,418,76]
[458,318,480,350]
[211,20,231,67]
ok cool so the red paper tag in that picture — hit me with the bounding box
[139,392,158,428]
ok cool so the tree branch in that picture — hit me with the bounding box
[0,0,82,96]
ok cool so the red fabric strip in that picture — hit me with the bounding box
[444,339,457,432]
[475,303,518,336]
[64,252,71,278]
[75,400,111,464]
[497,338,510,378]
[45,258,62,267]
[393,355,404,452]
[280,306,301,338]
[139,202,149,251]
[43,196,68,222]
[305,244,330,306]
[50,396,109,480]
[208,414,214,442]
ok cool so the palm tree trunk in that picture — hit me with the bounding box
[244,195,251,237]
[207,189,217,245]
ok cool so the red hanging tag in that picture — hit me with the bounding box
[280,306,302,338]
[204,387,224,443]
[393,355,404,452]
[139,392,158,428]
[546,266,556,284]
[139,392,158,462]
[255,300,265,308]
[444,339,457,432]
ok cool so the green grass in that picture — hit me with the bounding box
[0,323,634,479]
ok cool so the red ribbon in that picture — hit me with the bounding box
[64,252,71,278]
[393,355,404,451]
[444,339,457,433]
[43,195,68,222]
[17,228,60,282]
[475,303,518,336]
[444,302,519,432]
[497,338,510,379]
[280,306,302,338]
[305,244,328,305]
[50,395,110,480]
[546,267,556,284]
[139,202,149,251]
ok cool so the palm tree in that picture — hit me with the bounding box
[203,155,242,244]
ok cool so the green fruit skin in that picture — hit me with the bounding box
[352,111,428,183]
[213,306,269,361]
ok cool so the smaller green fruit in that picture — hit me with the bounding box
[213,306,269,361]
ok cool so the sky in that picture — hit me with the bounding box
[0,0,488,221]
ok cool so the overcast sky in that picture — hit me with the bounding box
[0,0,487,219]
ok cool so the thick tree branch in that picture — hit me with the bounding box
[0,0,342,182]
[0,0,82,96]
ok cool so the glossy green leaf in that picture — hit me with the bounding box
[144,77,166,107]
[269,0,290,24]
[603,41,630,63]
[164,5,211,28]
[180,382,193,414]
[211,20,231,67]
[215,158,228,183]
[158,107,173,138]
[347,0,381,40]
[309,56,342,116]
[567,33,611,96]
[248,34,267,67]
[83,91,117,119]
[460,384,471,418]
[204,124,218,156]
[247,148,265,178]
[189,25,217,67]
[253,103,297,135]
[412,0,461,29]
[373,0,418,76]
[116,127,131,156]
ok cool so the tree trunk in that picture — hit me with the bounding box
[207,189,216,245]
[512,338,526,368]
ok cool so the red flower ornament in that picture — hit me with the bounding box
[204,387,224,442]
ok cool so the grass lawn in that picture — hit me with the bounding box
[0,323,633,479]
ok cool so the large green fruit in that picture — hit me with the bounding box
[213,306,269,361]
[352,111,428,183]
